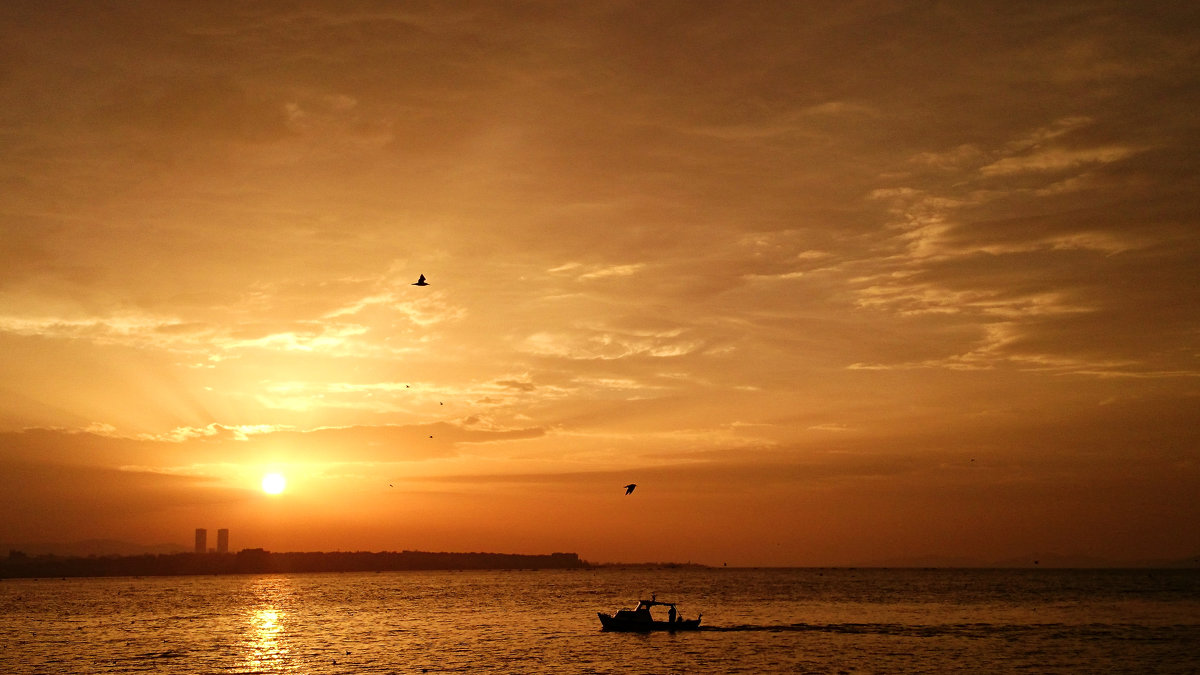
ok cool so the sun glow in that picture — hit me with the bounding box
[261,473,287,495]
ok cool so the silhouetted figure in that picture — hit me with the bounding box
[668,605,676,623]
[412,274,428,286]
[624,483,637,495]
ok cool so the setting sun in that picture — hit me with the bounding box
[261,473,287,495]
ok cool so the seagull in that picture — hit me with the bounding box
[624,483,637,495]
[412,274,429,286]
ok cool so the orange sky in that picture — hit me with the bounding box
[1,2,1198,566]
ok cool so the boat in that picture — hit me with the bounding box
[597,596,702,631]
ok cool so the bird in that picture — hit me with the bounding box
[624,483,637,495]
[412,274,428,286]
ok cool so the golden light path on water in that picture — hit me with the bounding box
[242,578,294,673]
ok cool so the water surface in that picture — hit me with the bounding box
[3,567,1198,673]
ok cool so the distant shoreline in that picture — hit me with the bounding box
[3,549,1196,579]
[0,549,587,579]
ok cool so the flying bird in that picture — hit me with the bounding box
[624,483,637,495]
[412,274,428,286]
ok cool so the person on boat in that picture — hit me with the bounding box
[668,605,677,623]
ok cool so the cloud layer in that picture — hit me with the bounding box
[1,1,1197,565]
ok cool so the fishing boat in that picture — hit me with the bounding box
[597,596,702,631]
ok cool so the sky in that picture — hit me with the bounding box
[1,1,1198,566]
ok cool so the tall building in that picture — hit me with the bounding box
[194,528,207,554]
[216,528,229,554]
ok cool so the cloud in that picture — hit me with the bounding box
[979,145,1141,177]
[549,262,645,281]
[0,422,544,472]
[406,389,1200,494]
[841,104,1200,377]
[495,379,536,392]
[0,461,249,517]
[521,325,702,361]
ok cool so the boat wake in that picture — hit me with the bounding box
[702,623,914,634]
[703,622,980,634]
[701,622,1185,641]
[119,649,189,660]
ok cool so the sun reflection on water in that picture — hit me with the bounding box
[240,577,296,673]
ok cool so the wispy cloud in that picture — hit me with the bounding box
[979,145,1141,177]
[549,262,645,281]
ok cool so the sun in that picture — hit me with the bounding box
[261,473,287,495]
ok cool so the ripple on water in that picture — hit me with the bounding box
[2,568,1198,674]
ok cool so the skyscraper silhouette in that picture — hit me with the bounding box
[194,528,207,554]
[217,528,229,554]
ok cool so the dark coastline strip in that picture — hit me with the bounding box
[0,549,587,579]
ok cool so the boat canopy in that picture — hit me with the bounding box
[635,599,678,610]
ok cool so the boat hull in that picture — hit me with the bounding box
[597,612,702,632]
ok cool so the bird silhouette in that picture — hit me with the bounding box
[412,274,428,286]
[624,483,637,495]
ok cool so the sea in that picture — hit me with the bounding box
[2,567,1198,674]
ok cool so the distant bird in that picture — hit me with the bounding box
[624,483,637,495]
[412,274,429,286]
